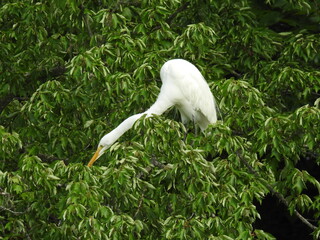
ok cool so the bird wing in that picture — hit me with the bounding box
[188,66,217,123]
[162,59,217,125]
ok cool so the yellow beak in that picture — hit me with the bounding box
[87,146,102,167]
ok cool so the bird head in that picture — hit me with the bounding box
[87,134,114,167]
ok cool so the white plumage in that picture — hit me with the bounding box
[87,59,217,167]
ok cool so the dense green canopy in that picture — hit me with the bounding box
[1,0,320,239]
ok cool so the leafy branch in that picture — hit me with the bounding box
[236,150,317,231]
[0,65,66,114]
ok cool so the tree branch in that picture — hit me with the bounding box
[151,2,190,32]
[236,150,317,231]
[167,2,190,25]
[0,93,15,114]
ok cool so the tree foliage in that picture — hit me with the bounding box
[1,0,320,239]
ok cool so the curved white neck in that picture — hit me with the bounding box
[104,96,173,146]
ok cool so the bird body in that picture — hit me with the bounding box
[158,59,217,129]
[87,59,217,167]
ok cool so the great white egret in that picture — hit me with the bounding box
[87,59,217,167]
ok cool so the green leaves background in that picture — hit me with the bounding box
[1,0,320,239]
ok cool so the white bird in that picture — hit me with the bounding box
[87,59,217,167]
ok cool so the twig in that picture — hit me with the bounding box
[37,153,68,164]
[0,206,27,215]
[236,150,317,231]
[133,193,144,218]
[151,155,166,169]
[84,14,93,38]
[80,3,93,38]
[0,190,10,196]
[230,70,242,78]
[25,231,32,240]
[136,155,165,179]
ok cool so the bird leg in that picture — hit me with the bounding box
[194,121,198,136]
[183,128,188,142]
